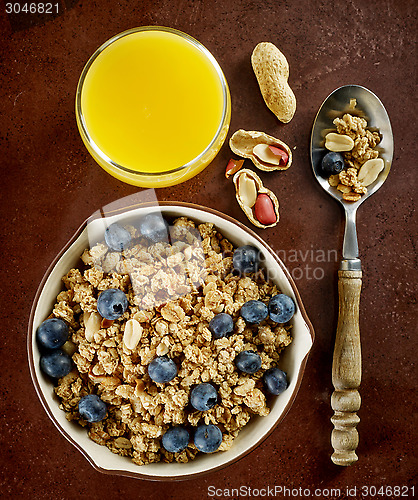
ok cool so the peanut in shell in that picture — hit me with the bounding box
[233,169,279,229]
[251,42,296,123]
[229,129,292,172]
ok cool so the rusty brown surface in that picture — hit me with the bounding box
[0,0,416,497]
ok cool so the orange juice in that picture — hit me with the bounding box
[76,27,230,187]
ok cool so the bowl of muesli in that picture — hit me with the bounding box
[28,202,314,480]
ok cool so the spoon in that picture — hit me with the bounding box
[310,85,393,466]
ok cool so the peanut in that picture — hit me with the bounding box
[357,158,384,186]
[252,144,288,166]
[233,169,279,229]
[251,42,296,123]
[325,133,354,152]
[229,129,292,172]
[84,311,102,342]
[238,173,257,208]
[254,194,277,225]
[123,318,143,350]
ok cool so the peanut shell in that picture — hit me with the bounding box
[251,42,296,123]
[229,129,292,172]
[233,169,279,228]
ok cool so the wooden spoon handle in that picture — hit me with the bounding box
[331,269,362,466]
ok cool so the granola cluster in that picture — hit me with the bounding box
[52,217,292,466]
[328,102,381,202]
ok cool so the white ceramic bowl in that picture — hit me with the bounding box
[28,202,314,480]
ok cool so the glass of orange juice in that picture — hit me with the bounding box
[75,26,231,188]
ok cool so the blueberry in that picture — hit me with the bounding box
[268,294,295,323]
[78,394,107,422]
[233,245,260,274]
[36,318,69,350]
[138,213,169,243]
[40,350,72,378]
[321,152,345,176]
[162,426,190,453]
[240,300,268,324]
[148,356,178,383]
[190,383,218,412]
[263,367,289,395]
[235,350,262,374]
[97,288,128,320]
[104,222,132,252]
[209,313,234,339]
[194,424,223,453]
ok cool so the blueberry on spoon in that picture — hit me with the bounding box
[322,151,345,176]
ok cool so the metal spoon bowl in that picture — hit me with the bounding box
[311,85,393,204]
[310,85,393,466]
